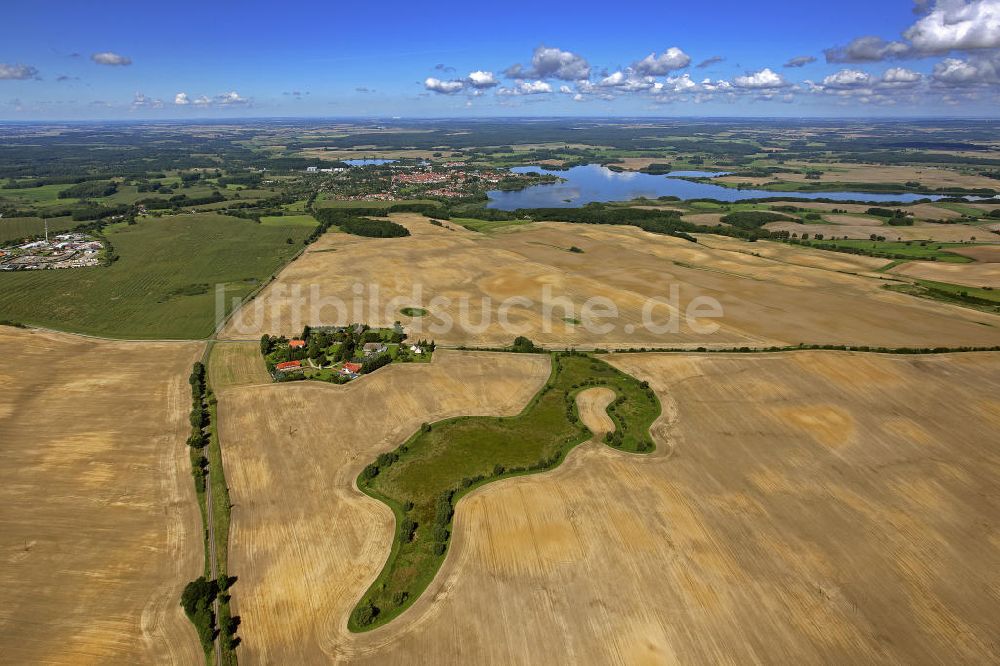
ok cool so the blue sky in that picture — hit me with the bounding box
[2,0,999,118]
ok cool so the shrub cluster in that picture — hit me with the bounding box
[180,577,217,652]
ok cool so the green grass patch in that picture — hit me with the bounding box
[350,352,660,631]
[260,214,319,227]
[688,200,725,210]
[399,307,428,317]
[0,213,310,338]
[797,238,976,262]
[1,183,70,203]
[886,278,1000,313]
[931,202,984,217]
[0,216,80,244]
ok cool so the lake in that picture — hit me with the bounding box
[486,164,951,209]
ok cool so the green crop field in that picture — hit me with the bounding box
[260,214,318,227]
[451,217,533,233]
[931,202,985,217]
[1,183,69,203]
[0,216,80,244]
[886,278,1000,313]
[350,352,660,631]
[801,239,977,262]
[1,184,76,208]
[0,213,311,338]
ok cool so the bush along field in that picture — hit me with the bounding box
[260,323,434,383]
[349,350,661,631]
[181,361,240,662]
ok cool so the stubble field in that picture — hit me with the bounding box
[320,351,1000,664]
[0,326,204,664]
[223,214,1000,349]
[216,349,551,664]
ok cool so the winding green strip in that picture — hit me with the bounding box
[349,352,661,631]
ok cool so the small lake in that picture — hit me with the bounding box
[343,158,397,166]
[486,164,950,209]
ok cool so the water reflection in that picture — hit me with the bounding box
[487,164,948,209]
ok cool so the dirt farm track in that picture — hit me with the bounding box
[0,326,204,664]
[218,349,1000,664]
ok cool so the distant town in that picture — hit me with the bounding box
[0,232,104,271]
[306,160,556,202]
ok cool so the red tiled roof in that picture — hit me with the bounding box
[289,339,306,348]
[275,360,302,371]
[342,362,362,373]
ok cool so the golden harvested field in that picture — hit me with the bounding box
[823,214,884,226]
[735,200,973,222]
[207,340,272,390]
[574,387,616,434]
[696,235,889,273]
[950,245,1000,263]
[717,162,1000,190]
[909,203,965,220]
[890,261,1000,289]
[766,200,870,213]
[318,351,1000,665]
[764,220,986,242]
[679,212,726,226]
[0,327,204,664]
[217,350,551,664]
[223,215,1000,348]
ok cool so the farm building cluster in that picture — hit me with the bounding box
[261,323,434,383]
[0,233,104,271]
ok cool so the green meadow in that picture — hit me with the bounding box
[0,213,310,338]
[351,352,660,631]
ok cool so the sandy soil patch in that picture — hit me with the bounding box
[0,327,204,664]
[218,350,550,664]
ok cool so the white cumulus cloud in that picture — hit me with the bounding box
[632,47,691,75]
[130,92,162,109]
[822,69,873,88]
[466,70,499,88]
[215,91,248,105]
[732,68,789,89]
[92,52,132,66]
[498,80,553,95]
[905,0,1000,53]
[0,63,39,80]
[506,46,591,81]
[424,77,465,94]
[932,53,1000,84]
[824,36,911,63]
